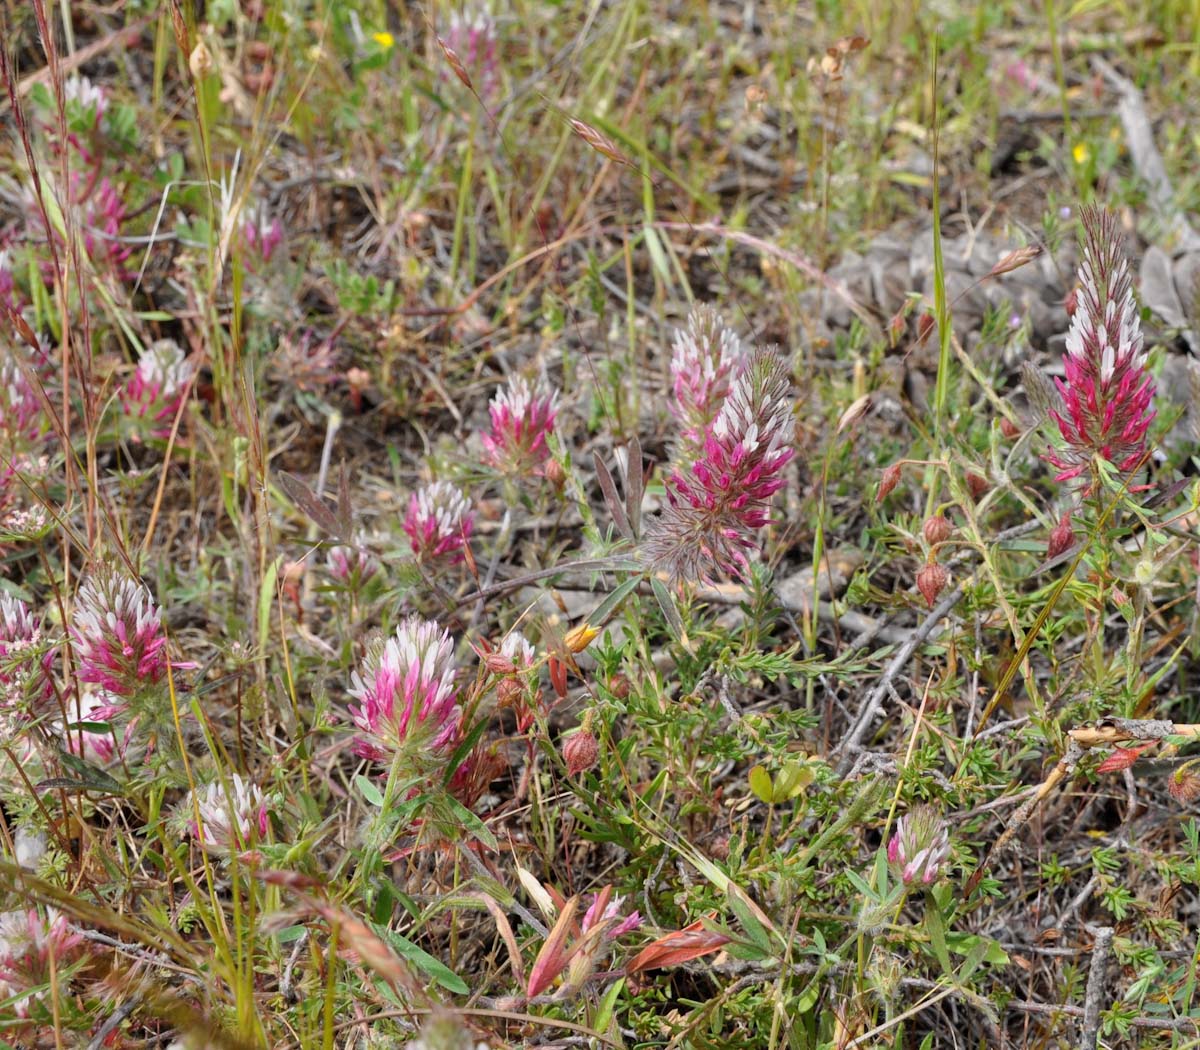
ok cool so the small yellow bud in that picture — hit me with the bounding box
[373,31,395,49]
[563,623,599,654]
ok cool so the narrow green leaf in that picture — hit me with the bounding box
[355,774,384,808]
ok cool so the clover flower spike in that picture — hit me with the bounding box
[1044,206,1156,484]
[186,773,271,854]
[403,481,475,564]
[669,305,747,456]
[887,805,950,886]
[71,570,169,696]
[481,375,560,476]
[348,617,461,763]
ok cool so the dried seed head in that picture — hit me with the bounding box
[877,463,902,503]
[1168,767,1200,805]
[1047,512,1075,560]
[989,244,1042,277]
[563,727,599,776]
[922,516,952,546]
[916,562,948,608]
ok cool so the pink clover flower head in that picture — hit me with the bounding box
[0,594,55,709]
[348,617,461,763]
[59,687,132,768]
[403,480,475,563]
[0,908,83,1019]
[444,7,500,102]
[581,891,642,941]
[481,374,559,476]
[0,249,14,307]
[326,541,379,584]
[669,305,747,455]
[242,206,284,266]
[887,804,950,886]
[1044,205,1155,485]
[71,569,169,696]
[1,352,45,444]
[645,348,794,582]
[186,773,271,854]
[122,339,194,437]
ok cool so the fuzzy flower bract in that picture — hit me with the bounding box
[122,339,194,437]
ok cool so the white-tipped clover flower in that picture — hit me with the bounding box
[669,305,747,456]
[121,339,195,437]
[348,617,462,764]
[186,774,270,854]
[0,594,55,709]
[887,805,951,886]
[70,570,170,697]
[0,908,82,1019]
[403,481,475,564]
[481,375,559,476]
[58,687,132,768]
[62,75,108,126]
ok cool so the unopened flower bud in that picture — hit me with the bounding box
[189,41,213,80]
[1047,512,1074,559]
[1063,286,1078,316]
[877,463,902,503]
[999,417,1021,440]
[544,458,566,489]
[922,516,952,546]
[563,725,599,776]
[607,673,630,700]
[916,562,948,608]
[916,312,935,344]
[965,472,989,501]
[563,622,599,654]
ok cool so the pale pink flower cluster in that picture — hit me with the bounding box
[481,375,559,476]
[1045,206,1156,484]
[242,207,284,266]
[645,348,794,582]
[0,908,82,1019]
[186,774,270,854]
[403,481,474,564]
[0,595,54,709]
[581,892,642,941]
[59,687,133,767]
[669,305,747,456]
[122,339,195,437]
[62,75,108,127]
[70,570,169,697]
[0,353,45,444]
[887,805,950,886]
[327,542,379,585]
[348,617,462,763]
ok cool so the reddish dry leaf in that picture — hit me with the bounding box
[625,919,731,974]
[1096,742,1154,774]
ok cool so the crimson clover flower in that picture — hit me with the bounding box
[581,891,642,941]
[242,207,284,266]
[669,305,747,457]
[481,374,560,476]
[403,480,475,564]
[348,616,462,764]
[326,541,379,585]
[644,348,794,582]
[887,805,951,886]
[70,570,170,697]
[185,774,271,855]
[1045,206,1156,484]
